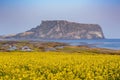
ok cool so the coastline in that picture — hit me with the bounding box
[0,40,120,55]
[1,38,120,50]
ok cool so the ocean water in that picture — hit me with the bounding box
[45,39,120,50]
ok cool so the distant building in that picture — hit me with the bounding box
[8,45,17,51]
[22,46,32,51]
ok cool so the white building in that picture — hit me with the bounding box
[22,46,32,51]
[8,45,17,51]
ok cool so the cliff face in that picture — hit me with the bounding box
[6,20,105,39]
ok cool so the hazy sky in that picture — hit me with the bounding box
[0,0,120,38]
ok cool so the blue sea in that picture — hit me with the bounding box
[44,39,120,50]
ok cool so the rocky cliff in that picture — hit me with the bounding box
[6,20,105,39]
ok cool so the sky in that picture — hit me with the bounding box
[0,0,120,38]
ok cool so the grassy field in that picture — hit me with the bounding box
[0,52,120,80]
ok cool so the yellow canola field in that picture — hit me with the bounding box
[0,52,120,80]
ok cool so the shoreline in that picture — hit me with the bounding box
[0,41,120,55]
[1,39,120,50]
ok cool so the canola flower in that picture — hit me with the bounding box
[0,52,120,80]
